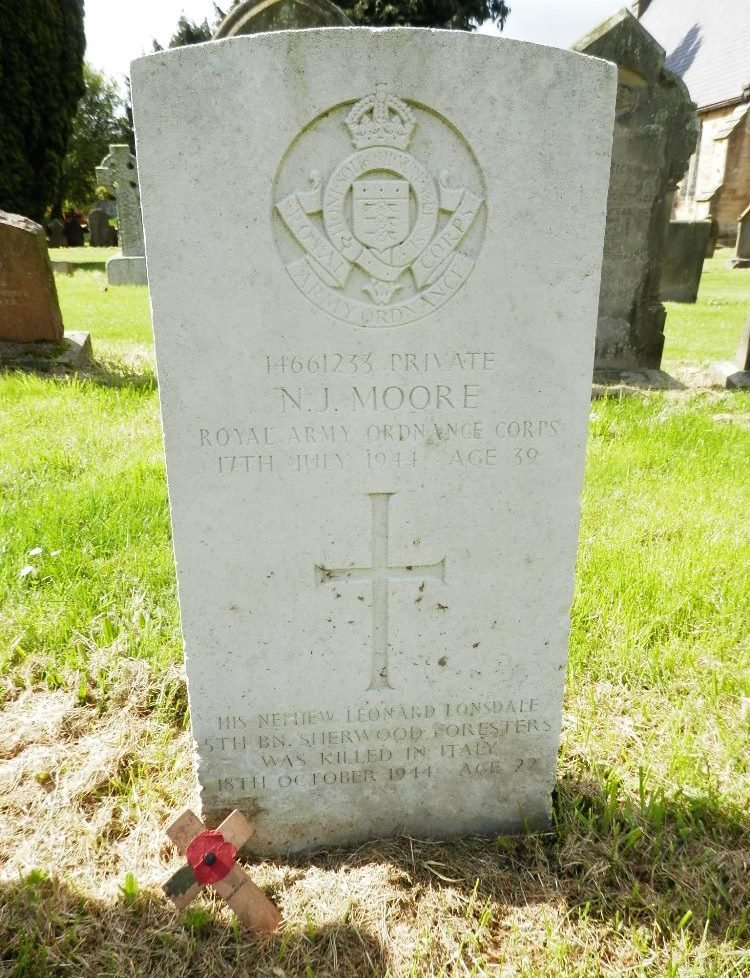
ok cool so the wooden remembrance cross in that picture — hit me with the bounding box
[316,492,446,689]
[163,809,281,933]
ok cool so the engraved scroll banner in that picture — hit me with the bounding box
[273,85,486,327]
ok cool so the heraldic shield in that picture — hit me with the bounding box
[273,84,486,327]
[352,180,410,251]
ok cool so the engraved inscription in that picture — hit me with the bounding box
[273,85,486,327]
[207,697,552,795]
[316,493,445,690]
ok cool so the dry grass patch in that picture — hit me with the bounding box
[2,665,749,976]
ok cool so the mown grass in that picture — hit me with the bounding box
[49,245,153,359]
[0,251,749,976]
[662,247,749,365]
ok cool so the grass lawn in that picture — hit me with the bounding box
[49,246,154,362]
[662,248,750,367]
[0,250,749,976]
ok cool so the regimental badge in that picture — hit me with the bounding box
[273,85,486,328]
[352,180,410,251]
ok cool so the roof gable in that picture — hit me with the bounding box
[640,0,750,109]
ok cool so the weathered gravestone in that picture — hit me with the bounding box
[132,29,616,853]
[0,210,91,367]
[711,317,750,389]
[574,9,698,385]
[214,0,351,35]
[731,204,750,268]
[0,211,63,343]
[47,218,65,248]
[659,220,711,303]
[96,145,147,284]
[88,206,112,247]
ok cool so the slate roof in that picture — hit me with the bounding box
[639,0,750,109]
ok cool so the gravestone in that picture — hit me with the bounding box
[131,29,616,853]
[574,9,698,385]
[88,206,111,247]
[0,211,63,343]
[705,218,719,259]
[96,145,147,284]
[659,220,711,303]
[711,317,750,388]
[214,0,351,35]
[48,218,65,248]
[731,204,750,268]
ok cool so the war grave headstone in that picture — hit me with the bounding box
[131,29,616,853]
[88,205,112,247]
[659,220,711,303]
[0,210,91,367]
[711,316,750,389]
[96,144,147,285]
[731,204,750,268]
[574,9,698,388]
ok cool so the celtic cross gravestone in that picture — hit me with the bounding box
[132,29,616,853]
[96,144,147,285]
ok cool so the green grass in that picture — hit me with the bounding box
[0,373,177,697]
[1,252,749,976]
[49,246,153,359]
[662,248,750,365]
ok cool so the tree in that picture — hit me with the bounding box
[158,0,507,43]
[57,64,131,212]
[0,0,86,222]
[153,8,227,50]
[339,0,509,29]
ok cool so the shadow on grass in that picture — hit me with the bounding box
[0,360,157,392]
[0,877,386,977]
[287,770,750,943]
[2,775,748,975]
[52,260,108,274]
[84,358,158,391]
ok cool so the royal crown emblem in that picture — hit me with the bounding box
[345,87,416,150]
[273,85,486,328]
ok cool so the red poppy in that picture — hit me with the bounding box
[185,829,237,886]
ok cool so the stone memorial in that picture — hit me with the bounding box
[731,204,750,269]
[711,317,750,389]
[47,218,65,248]
[659,220,711,303]
[0,210,63,343]
[705,218,719,259]
[214,0,351,36]
[88,205,112,247]
[574,9,698,384]
[131,29,616,853]
[96,144,147,285]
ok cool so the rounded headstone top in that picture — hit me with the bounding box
[213,0,352,37]
[0,210,44,236]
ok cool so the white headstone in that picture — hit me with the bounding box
[131,29,615,853]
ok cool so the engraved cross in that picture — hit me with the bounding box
[316,493,445,690]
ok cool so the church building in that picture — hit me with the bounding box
[637,0,750,239]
